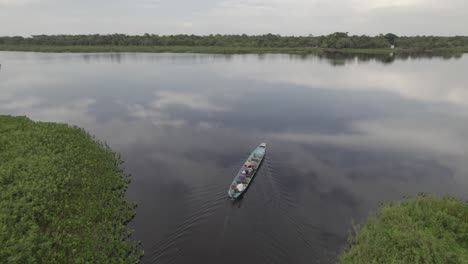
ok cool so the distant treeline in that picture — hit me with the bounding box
[2,33,468,50]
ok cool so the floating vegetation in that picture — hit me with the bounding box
[339,194,468,264]
[0,115,141,263]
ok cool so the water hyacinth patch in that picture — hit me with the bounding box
[0,115,142,263]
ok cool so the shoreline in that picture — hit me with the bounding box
[1,45,467,55]
[0,115,142,262]
[339,194,468,263]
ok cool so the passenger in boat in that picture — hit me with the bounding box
[244,161,252,168]
[241,167,253,176]
[238,175,245,182]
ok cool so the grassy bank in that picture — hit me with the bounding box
[339,194,468,264]
[0,45,439,55]
[433,46,468,54]
[0,116,141,263]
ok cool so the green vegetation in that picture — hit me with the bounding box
[0,45,325,54]
[339,194,468,264]
[1,33,467,54]
[0,116,141,263]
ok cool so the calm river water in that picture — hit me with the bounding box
[1,52,467,263]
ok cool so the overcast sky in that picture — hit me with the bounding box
[1,0,467,36]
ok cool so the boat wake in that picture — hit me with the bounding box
[147,179,228,263]
[146,152,339,263]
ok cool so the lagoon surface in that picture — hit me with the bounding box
[1,52,468,263]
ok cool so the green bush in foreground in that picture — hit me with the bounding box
[339,194,468,264]
[0,116,141,263]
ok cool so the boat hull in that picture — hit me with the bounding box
[228,143,266,199]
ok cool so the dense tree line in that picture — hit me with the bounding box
[0,116,141,263]
[1,33,467,50]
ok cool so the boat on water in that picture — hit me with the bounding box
[228,143,266,199]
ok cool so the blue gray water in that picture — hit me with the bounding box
[1,52,467,263]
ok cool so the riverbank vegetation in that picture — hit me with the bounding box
[0,116,141,263]
[0,45,325,54]
[1,33,467,54]
[339,194,468,264]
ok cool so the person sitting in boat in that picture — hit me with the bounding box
[244,161,252,168]
[241,167,253,176]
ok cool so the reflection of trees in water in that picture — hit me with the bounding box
[81,53,124,63]
[316,52,463,66]
[47,51,464,66]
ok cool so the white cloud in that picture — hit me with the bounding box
[363,0,432,9]
[152,91,229,112]
[0,0,467,35]
[271,118,468,156]
[0,0,41,6]
[214,0,446,15]
[126,103,187,127]
[1,97,41,110]
[196,0,468,35]
[125,91,229,127]
[134,0,160,9]
[0,97,96,126]
[0,92,13,102]
[214,54,468,105]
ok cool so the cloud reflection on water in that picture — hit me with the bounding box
[214,53,468,105]
[1,52,467,183]
[1,52,468,263]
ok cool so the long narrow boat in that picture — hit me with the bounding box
[228,143,267,199]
